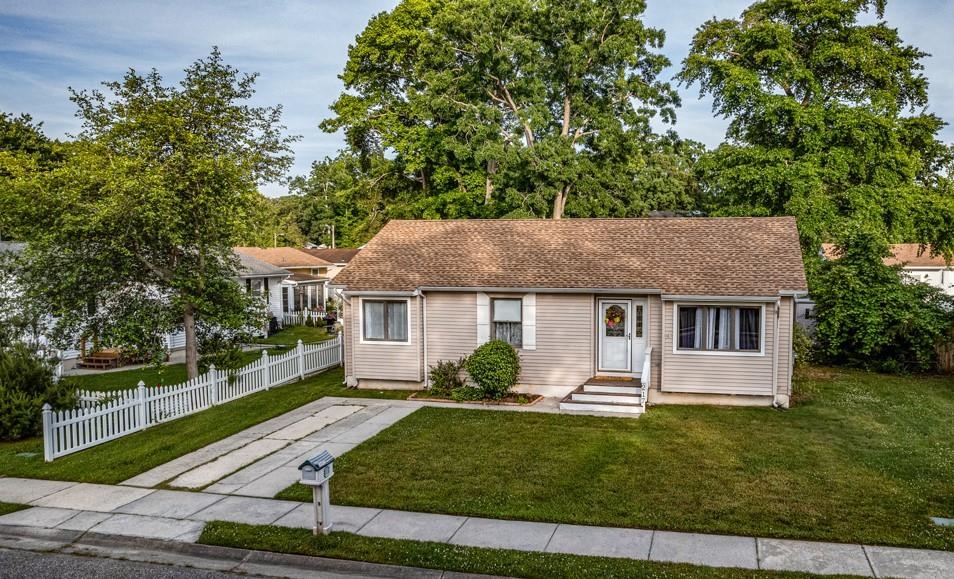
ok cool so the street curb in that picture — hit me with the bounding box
[0,524,502,578]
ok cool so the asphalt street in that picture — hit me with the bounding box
[0,548,248,579]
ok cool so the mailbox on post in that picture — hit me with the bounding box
[299,450,335,535]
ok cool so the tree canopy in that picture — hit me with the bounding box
[320,0,696,224]
[5,49,297,378]
[679,0,954,269]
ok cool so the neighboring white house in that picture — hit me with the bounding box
[332,217,808,413]
[795,244,954,335]
[1,243,292,358]
[234,247,332,313]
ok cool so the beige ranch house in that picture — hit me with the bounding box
[332,217,808,413]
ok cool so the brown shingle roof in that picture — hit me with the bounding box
[234,247,332,268]
[335,218,807,296]
[301,248,361,264]
[822,243,952,267]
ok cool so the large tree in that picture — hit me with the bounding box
[324,0,684,219]
[5,49,297,378]
[679,0,954,265]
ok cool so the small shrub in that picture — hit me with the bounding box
[305,315,316,328]
[0,344,76,441]
[465,339,521,400]
[792,324,814,368]
[427,358,467,397]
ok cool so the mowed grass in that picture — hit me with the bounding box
[278,367,954,551]
[259,325,334,345]
[0,368,411,484]
[0,502,27,517]
[200,522,828,579]
[68,325,329,392]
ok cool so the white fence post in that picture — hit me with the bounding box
[338,333,344,368]
[262,350,271,390]
[42,404,54,462]
[297,339,305,381]
[137,381,148,430]
[209,364,219,405]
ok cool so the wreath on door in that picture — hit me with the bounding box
[604,305,625,337]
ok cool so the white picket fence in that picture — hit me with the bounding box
[282,310,330,327]
[42,336,343,462]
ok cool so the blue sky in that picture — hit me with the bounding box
[1,0,952,196]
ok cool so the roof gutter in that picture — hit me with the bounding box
[778,290,809,298]
[415,286,663,295]
[661,295,780,303]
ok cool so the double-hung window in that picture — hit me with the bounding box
[492,298,522,348]
[363,300,408,342]
[677,305,761,352]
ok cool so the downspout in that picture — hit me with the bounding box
[772,301,780,407]
[421,292,427,386]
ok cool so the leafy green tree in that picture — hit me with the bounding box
[325,0,683,219]
[679,0,954,265]
[0,112,62,240]
[6,49,297,379]
[812,231,954,373]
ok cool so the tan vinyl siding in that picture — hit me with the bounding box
[343,300,354,377]
[519,293,594,388]
[350,297,421,381]
[648,294,663,391]
[777,296,794,396]
[661,300,776,396]
[425,292,478,367]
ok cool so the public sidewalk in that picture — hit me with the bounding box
[0,477,952,578]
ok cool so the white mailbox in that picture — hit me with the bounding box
[298,450,335,535]
[299,451,335,486]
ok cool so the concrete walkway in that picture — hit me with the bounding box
[0,477,952,577]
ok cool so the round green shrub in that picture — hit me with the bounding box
[465,340,520,400]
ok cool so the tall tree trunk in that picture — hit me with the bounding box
[552,184,571,219]
[484,159,497,204]
[183,302,199,379]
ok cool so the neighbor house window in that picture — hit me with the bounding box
[363,300,408,342]
[677,305,761,352]
[282,287,289,313]
[492,298,522,348]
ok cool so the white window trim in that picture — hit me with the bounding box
[358,297,413,346]
[671,302,766,357]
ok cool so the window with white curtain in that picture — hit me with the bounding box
[363,300,408,342]
[677,305,761,352]
[492,298,522,348]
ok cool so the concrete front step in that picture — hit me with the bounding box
[582,383,640,395]
[571,392,642,404]
[559,401,645,415]
[560,385,645,416]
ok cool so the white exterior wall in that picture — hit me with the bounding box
[267,277,283,318]
[660,300,777,397]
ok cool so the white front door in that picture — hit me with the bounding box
[598,300,632,372]
[597,299,648,375]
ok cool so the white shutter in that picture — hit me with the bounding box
[476,292,490,345]
[522,293,536,350]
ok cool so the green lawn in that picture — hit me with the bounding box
[259,325,333,345]
[68,326,330,392]
[278,367,954,551]
[0,502,27,517]
[200,522,825,579]
[0,368,411,484]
